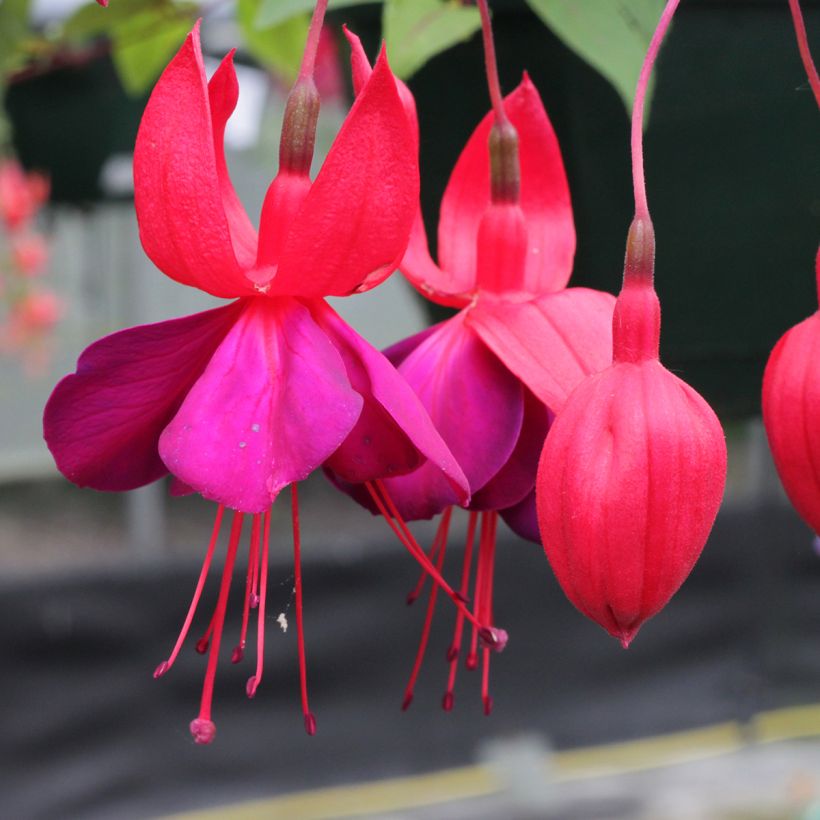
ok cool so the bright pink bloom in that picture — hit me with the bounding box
[331,31,614,713]
[536,226,726,647]
[7,289,60,338]
[44,24,467,743]
[11,233,48,276]
[0,159,49,231]
[763,248,820,537]
[537,0,726,648]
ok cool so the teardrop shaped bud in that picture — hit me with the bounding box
[762,249,820,536]
[536,358,726,645]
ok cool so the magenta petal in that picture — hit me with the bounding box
[312,301,469,495]
[43,303,242,492]
[382,321,442,367]
[269,49,418,298]
[468,288,615,413]
[159,298,362,513]
[438,74,575,296]
[134,23,255,298]
[470,390,551,511]
[499,489,540,544]
[380,314,524,519]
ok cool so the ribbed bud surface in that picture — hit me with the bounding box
[536,359,726,646]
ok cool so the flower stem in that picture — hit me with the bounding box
[298,0,330,82]
[631,0,680,221]
[477,0,509,127]
[788,0,820,109]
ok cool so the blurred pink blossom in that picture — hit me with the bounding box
[11,233,49,277]
[0,159,49,231]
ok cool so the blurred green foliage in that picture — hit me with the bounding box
[0,0,659,109]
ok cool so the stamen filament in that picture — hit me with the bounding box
[444,511,479,710]
[246,511,270,699]
[480,512,498,715]
[190,511,244,745]
[367,480,505,650]
[405,520,446,606]
[154,504,225,678]
[401,509,452,711]
[233,514,261,664]
[292,484,316,736]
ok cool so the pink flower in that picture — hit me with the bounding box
[536,0,726,648]
[330,31,614,713]
[11,233,49,277]
[43,23,467,743]
[7,289,60,339]
[763,247,820,538]
[0,159,49,231]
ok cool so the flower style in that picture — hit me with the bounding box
[536,0,727,648]
[43,21,470,743]
[763,248,820,537]
[330,28,615,713]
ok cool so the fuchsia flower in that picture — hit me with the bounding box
[762,3,820,540]
[11,233,48,276]
[332,27,614,713]
[0,159,48,231]
[43,21,470,743]
[763,248,820,537]
[536,0,727,648]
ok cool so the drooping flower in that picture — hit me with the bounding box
[43,19,471,743]
[536,0,727,648]
[762,2,820,540]
[330,22,614,713]
[763,248,820,537]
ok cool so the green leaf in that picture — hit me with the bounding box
[525,0,665,115]
[255,0,372,31]
[238,0,310,81]
[382,0,481,80]
[0,0,32,76]
[111,8,192,96]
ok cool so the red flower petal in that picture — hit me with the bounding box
[343,29,463,306]
[467,288,615,412]
[208,50,258,270]
[43,303,242,491]
[134,23,255,298]
[158,298,363,513]
[269,48,418,298]
[437,75,575,298]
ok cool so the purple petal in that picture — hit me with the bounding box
[312,301,468,498]
[43,303,242,491]
[500,489,540,544]
[159,298,363,513]
[471,390,552,511]
[379,314,524,520]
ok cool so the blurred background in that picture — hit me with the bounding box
[1,0,819,818]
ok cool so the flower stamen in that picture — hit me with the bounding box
[190,511,244,745]
[291,484,317,736]
[154,504,225,678]
[246,511,270,699]
[233,514,262,664]
[443,511,478,711]
[401,508,452,711]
